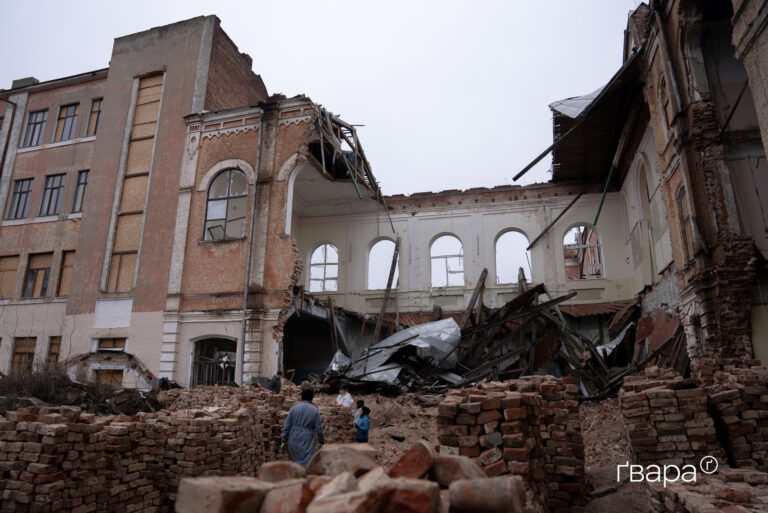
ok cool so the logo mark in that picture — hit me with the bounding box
[699,456,718,474]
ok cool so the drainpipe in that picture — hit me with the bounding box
[240,113,264,385]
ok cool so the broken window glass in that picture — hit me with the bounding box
[204,169,248,240]
[563,224,604,280]
[430,235,464,288]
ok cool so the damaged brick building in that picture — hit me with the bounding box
[0,0,766,389]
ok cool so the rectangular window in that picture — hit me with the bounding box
[98,337,126,351]
[23,252,52,298]
[7,178,33,219]
[72,170,89,213]
[87,98,102,136]
[57,251,75,296]
[0,255,19,299]
[12,337,36,373]
[47,336,61,364]
[39,174,65,216]
[97,369,123,386]
[54,103,79,142]
[22,109,47,147]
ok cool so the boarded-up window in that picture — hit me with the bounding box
[0,255,19,299]
[54,103,79,142]
[23,253,52,298]
[106,253,137,293]
[96,369,123,387]
[57,251,75,296]
[107,75,162,293]
[47,336,61,364]
[12,337,36,373]
[98,338,126,351]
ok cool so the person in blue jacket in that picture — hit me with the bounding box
[355,406,371,443]
[281,388,325,467]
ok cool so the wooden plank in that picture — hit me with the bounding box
[327,297,338,354]
[459,268,487,330]
[372,237,400,342]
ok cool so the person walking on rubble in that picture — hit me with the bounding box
[335,384,354,408]
[269,370,283,393]
[355,406,371,443]
[282,388,325,467]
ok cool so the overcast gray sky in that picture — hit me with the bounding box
[1,0,641,195]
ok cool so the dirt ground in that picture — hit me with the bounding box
[313,392,439,467]
[580,398,657,513]
[311,391,657,511]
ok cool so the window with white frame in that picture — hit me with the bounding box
[368,239,399,290]
[495,231,531,284]
[563,224,604,280]
[309,244,339,292]
[430,235,464,287]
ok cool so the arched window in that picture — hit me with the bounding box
[204,169,247,240]
[368,239,399,290]
[677,186,694,261]
[658,76,673,128]
[430,235,464,287]
[309,243,338,292]
[563,224,604,280]
[495,231,531,284]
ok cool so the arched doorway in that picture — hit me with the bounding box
[282,314,335,383]
[191,338,237,387]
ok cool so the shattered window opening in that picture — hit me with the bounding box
[309,243,339,292]
[367,239,399,290]
[54,103,78,142]
[430,235,464,288]
[563,224,604,280]
[495,230,532,284]
[204,169,247,240]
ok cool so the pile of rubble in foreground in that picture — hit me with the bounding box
[176,442,541,513]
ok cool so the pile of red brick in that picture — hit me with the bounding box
[697,357,764,385]
[619,368,727,467]
[0,390,356,512]
[707,366,768,470]
[436,376,585,513]
[648,468,768,513]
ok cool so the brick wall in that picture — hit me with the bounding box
[620,364,768,473]
[436,376,586,513]
[0,387,353,512]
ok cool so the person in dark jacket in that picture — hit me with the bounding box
[282,388,325,467]
[355,406,371,443]
[269,370,283,393]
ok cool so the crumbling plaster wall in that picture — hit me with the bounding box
[637,1,761,364]
[292,186,639,315]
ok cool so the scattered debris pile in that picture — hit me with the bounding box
[318,269,679,397]
[0,365,157,416]
[176,442,542,513]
